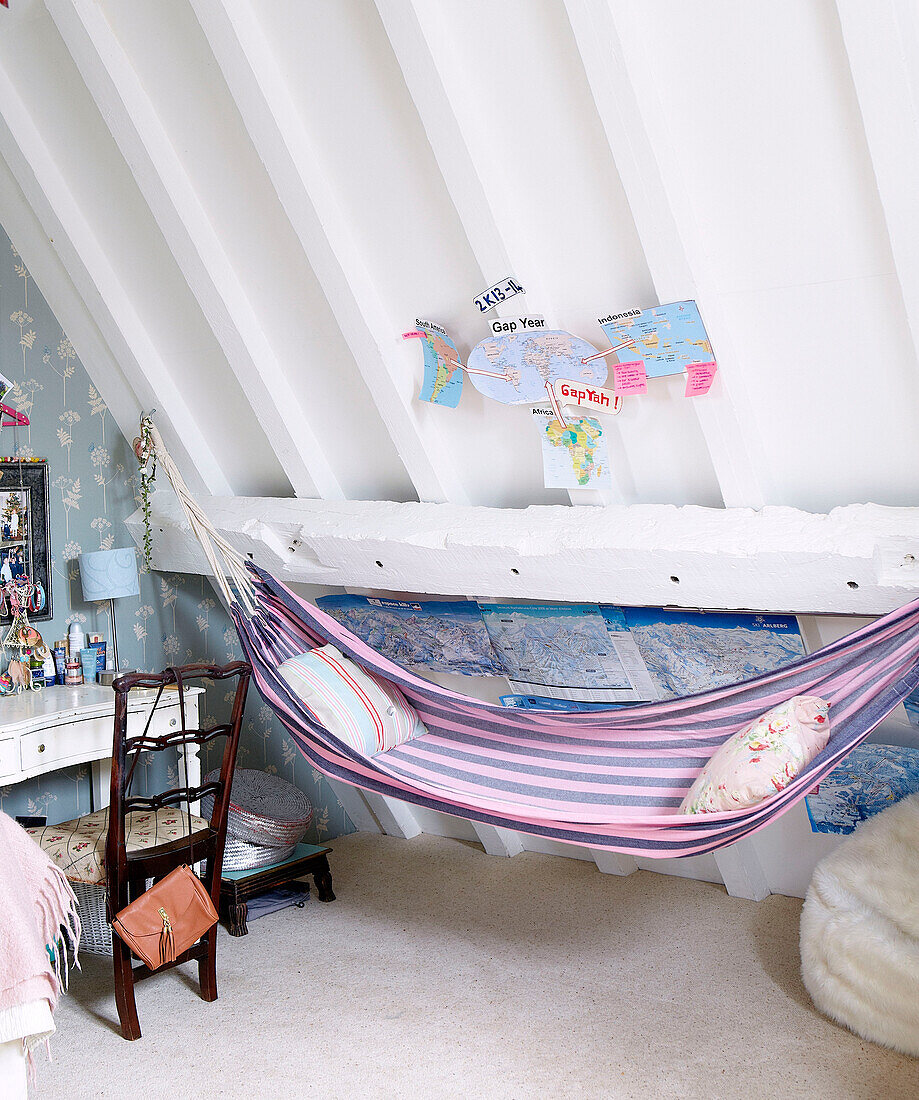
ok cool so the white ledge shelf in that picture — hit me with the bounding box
[128,493,919,615]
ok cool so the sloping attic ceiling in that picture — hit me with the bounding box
[2,1,919,530]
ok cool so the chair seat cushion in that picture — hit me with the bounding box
[25,808,208,885]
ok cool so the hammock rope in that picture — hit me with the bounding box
[148,426,919,857]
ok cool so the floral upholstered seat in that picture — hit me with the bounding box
[26,807,208,885]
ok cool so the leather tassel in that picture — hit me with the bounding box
[159,920,176,965]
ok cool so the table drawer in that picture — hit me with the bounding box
[0,738,16,779]
[19,716,112,773]
[125,699,200,740]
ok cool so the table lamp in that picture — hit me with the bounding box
[78,547,140,673]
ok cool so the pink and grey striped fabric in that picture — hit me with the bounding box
[233,566,919,858]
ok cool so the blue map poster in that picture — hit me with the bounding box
[315,595,501,676]
[599,301,714,379]
[614,607,805,699]
[804,744,919,834]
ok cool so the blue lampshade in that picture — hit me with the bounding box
[79,548,140,602]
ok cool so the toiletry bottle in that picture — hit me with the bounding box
[68,621,84,658]
[52,641,67,686]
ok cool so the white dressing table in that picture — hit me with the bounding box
[0,683,203,815]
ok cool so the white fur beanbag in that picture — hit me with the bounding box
[800,792,919,1056]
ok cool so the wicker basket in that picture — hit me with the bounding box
[71,879,113,956]
[202,769,313,872]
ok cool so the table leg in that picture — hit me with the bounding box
[90,757,112,812]
[227,902,249,937]
[312,855,336,902]
[179,742,202,815]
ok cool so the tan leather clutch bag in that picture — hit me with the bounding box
[111,864,218,969]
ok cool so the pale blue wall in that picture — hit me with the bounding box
[0,224,353,844]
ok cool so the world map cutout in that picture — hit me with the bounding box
[466,329,604,405]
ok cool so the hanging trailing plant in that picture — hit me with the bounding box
[132,413,156,571]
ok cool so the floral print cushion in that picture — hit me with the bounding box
[26,807,208,885]
[680,695,831,814]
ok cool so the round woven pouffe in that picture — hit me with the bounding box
[202,768,313,872]
[800,792,919,1056]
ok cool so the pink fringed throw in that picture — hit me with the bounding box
[0,811,81,1054]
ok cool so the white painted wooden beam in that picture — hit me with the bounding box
[713,838,772,902]
[471,823,525,858]
[128,490,919,615]
[45,0,339,502]
[327,780,383,835]
[188,0,466,506]
[563,0,769,510]
[374,0,615,509]
[592,850,638,877]
[362,792,423,840]
[0,58,230,496]
[835,0,919,368]
[0,149,143,463]
[373,0,511,291]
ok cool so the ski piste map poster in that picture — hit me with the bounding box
[804,744,919,834]
[599,300,714,379]
[315,594,501,676]
[479,602,657,705]
[618,607,805,699]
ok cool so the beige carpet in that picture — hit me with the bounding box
[39,832,919,1100]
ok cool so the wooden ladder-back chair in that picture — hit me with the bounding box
[105,661,251,1040]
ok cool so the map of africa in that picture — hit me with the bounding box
[600,301,714,379]
[541,414,611,489]
[418,328,463,407]
[480,603,655,704]
[466,330,604,404]
[618,608,805,698]
[805,744,919,834]
[315,595,501,676]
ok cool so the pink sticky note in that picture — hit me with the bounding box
[685,361,718,397]
[612,360,647,395]
[402,330,425,340]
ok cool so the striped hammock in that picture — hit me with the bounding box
[149,424,919,858]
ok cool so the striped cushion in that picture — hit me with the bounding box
[278,644,426,757]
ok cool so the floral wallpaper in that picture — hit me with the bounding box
[0,221,353,845]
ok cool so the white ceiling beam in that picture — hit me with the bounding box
[374,0,616,508]
[0,149,143,462]
[373,0,533,304]
[0,58,230,496]
[188,0,467,505]
[129,491,919,615]
[46,0,340,502]
[563,0,769,510]
[835,0,919,367]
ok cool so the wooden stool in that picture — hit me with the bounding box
[219,842,335,937]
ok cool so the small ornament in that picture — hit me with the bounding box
[7,658,28,693]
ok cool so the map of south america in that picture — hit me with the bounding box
[417,328,464,407]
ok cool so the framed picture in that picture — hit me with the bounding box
[0,459,52,622]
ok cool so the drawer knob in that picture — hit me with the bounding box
[169,718,177,727]
[37,743,45,754]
